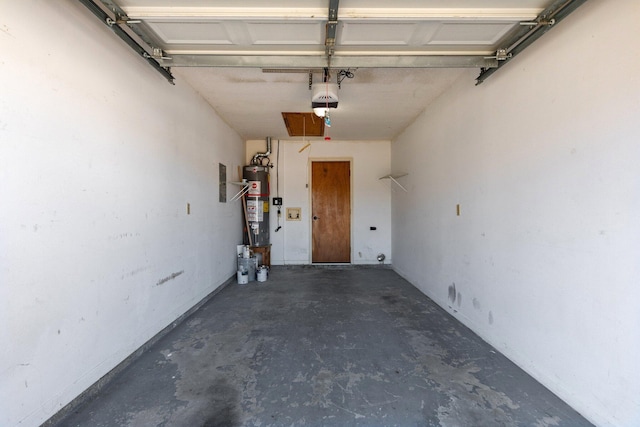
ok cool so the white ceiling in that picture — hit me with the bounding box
[112,0,554,140]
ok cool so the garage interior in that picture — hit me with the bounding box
[1,1,639,426]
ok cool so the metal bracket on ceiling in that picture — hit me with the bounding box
[325,0,340,62]
[322,67,330,83]
[476,0,586,85]
[520,19,556,27]
[105,17,141,26]
[78,0,175,84]
[150,47,172,61]
[485,48,512,61]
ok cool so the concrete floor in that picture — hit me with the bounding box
[56,267,593,427]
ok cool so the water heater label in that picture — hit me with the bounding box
[248,181,261,196]
[246,199,263,221]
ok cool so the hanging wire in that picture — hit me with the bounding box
[299,115,311,152]
[337,68,354,88]
[324,78,331,128]
[276,139,280,198]
[324,78,331,139]
[275,138,282,232]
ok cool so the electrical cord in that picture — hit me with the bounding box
[337,68,355,88]
[275,139,282,232]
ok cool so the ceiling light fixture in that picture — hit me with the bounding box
[313,107,329,118]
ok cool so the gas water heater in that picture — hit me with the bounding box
[243,138,271,247]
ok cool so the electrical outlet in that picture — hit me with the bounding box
[286,207,301,221]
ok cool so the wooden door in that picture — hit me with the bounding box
[311,161,351,263]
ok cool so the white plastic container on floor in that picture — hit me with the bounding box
[257,266,267,282]
[237,270,249,284]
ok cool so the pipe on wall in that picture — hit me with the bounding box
[251,137,272,166]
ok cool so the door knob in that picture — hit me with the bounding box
[313,216,319,220]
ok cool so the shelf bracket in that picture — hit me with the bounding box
[379,173,408,192]
[230,179,250,202]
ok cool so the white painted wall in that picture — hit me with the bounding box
[391,1,640,426]
[246,139,392,265]
[0,2,243,426]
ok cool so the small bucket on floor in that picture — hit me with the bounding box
[257,266,268,282]
[237,270,249,284]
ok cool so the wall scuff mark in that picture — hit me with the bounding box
[157,271,184,286]
[448,282,457,304]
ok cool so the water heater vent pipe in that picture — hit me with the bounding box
[251,137,272,165]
